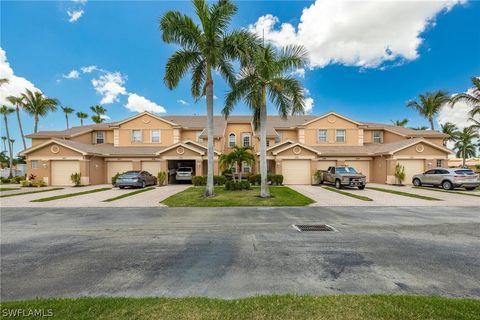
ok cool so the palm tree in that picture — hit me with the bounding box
[21,89,59,133]
[0,105,15,177]
[76,112,88,126]
[450,77,480,126]
[223,44,308,197]
[440,122,458,146]
[390,118,409,127]
[6,95,27,150]
[90,105,107,124]
[61,106,75,129]
[409,125,429,131]
[159,0,257,197]
[219,146,255,182]
[454,126,479,167]
[1,136,6,152]
[407,90,450,130]
[91,115,105,124]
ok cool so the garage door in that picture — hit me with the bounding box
[142,161,161,176]
[397,159,425,184]
[346,160,371,182]
[107,161,133,182]
[51,160,80,186]
[282,160,311,184]
[317,160,336,171]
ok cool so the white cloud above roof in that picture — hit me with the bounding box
[91,71,127,104]
[126,94,166,113]
[63,70,80,79]
[67,10,84,23]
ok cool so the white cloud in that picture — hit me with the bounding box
[100,114,110,120]
[67,10,84,23]
[91,71,127,104]
[438,87,480,130]
[0,48,40,106]
[304,97,314,113]
[249,1,464,69]
[63,70,80,79]
[81,65,98,73]
[177,99,189,106]
[291,68,305,78]
[72,0,88,4]
[126,94,166,113]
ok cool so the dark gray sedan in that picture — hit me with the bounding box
[412,168,480,190]
[115,171,157,189]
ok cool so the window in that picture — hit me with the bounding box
[229,133,236,147]
[425,169,436,175]
[151,130,160,143]
[318,129,327,143]
[95,131,105,144]
[242,161,251,173]
[242,133,251,147]
[335,129,346,142]
[266,140,270,147]
[275,133,282,144]
[373,131,383,144]
[132,130,142,143]
[436,159,443,167]
[31,160,38,169]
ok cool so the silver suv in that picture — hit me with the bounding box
[412,168,480,190]
[175,167,193,181]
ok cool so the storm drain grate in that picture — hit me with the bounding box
[293,224,336,232]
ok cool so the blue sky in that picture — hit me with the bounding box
[1,0,479,154]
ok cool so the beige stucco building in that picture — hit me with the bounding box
[20,111,452,186]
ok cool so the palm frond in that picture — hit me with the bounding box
[159,11,202,51]
[164,50,201,90]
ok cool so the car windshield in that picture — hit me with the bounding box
[177,167,192,172]
[336,167,357,174]
[454,170,476,175]
[121,171,140,176]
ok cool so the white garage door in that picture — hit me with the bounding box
[346,160,371,182]
[317,160,336,171]
[397,159,425,184]
[142,161,161,176]
[282,160,311,185]
[51,160,80,186]
[107,161,133,182]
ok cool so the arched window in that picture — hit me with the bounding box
[229,133,236,147]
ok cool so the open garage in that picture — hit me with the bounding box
[167,159,196,184]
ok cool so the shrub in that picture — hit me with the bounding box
[314,170,323,184]
[225,180,251,191]
[22,179,46,187]
[70,172,81,186]
[214,175,226,185]
[271,174,284,186]
[111,172,120,186]
[20,179,30,187]
[247,173,261,185]
[9,176,25,184]
[1,177,10,184]
[192,176,207,186]
[28,173,36,180]
[394,163,406,185]
[157,172,167,186]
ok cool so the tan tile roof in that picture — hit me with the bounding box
[26,122,118,138]
[361,122,448,137]
[51,138,166,156]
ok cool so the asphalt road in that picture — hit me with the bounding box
[1,206,479,301]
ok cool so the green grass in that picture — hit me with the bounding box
[367,186,442,201]
[1,295,479,320]
[161,186,314,207]
[0,187,20,191]
[414,186,480,198]
[30,187,111,202]
[322,186,373,201]
[103,187,155,202]
[0,188,64,198]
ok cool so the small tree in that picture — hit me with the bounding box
[394,163,406,185]
[157,172,167,186]
[70,172,81,186]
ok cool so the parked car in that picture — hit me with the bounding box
[115,171,157,188]
[175,167,193,181]
[320,166,366,189]
[412,168,480,190]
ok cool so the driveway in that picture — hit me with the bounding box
[1,206,479,300]
[290,184,480,206]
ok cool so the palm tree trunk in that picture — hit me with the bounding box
[429,118,435,131]
[80,119,84,126]
[2,139,6,152]
[16,107,27,150]
[66,114,69,129]
[463,146,466,167]
[3,115,13,178]
[204,67,215,197]
[34,115,39,133]
[259,91,270,198]
[238,162,242,181]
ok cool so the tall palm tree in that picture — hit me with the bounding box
[450,77,480,126]
[0,105,15,177]
[159,0,257,197]
[76,112,89,126]
[409,125,429,131]
[6,95,27,150]
[223,44,308,197]
[219,146,255,182]
[21,89,59,133]
[61,106,75,129]
[90,105,107,124]
[390,118,409,127]
[454,126,479,167]
[1,136,6,152]
[407,90,450,130]
[91,115,105,124]
[440,122,458,146]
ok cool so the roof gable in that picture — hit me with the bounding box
[114,112,177,127]
[302,112,363,127]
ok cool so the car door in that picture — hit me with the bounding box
[432,169,449,186]
[422,170,437,185]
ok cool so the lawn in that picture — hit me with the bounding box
[414,186,480,198]
[367,186,441,201]
[322,186,373,201]
[0,188,64,198]
[0,187,20,191]
[31,187,111,202]
[103,187,155,202]
[1,295,479,320]
[161,186,314,207]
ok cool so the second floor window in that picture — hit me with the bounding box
[318,129,327,143]
[95,131,105,144]
[151,130,160,143]
[373,131,383,144]
[336,130,346,143]
[229,133,236,147]
[242,133,251,147]
[132,130,142,143]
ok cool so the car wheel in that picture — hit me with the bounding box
[358,185,365,190]
[413,178,422,187]
[335,179,342,189]
[465,187,476,191]
[142,181,146,188]
[442,180,453,190]
[119,186,124,189]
